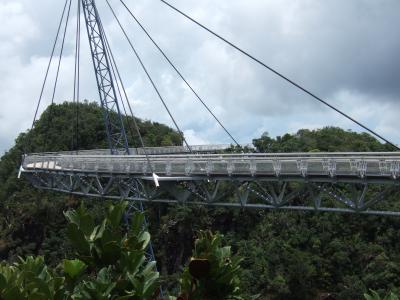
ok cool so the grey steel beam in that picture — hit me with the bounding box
[23,170,400,216]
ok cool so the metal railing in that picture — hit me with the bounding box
[22,151,400,179]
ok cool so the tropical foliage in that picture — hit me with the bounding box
[177,231,243,300]
[1,102,400,299]
[0,203,160,299]
[365,290,399,300]
[0,202,244,300]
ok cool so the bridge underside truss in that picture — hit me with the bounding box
[24,170,400,216]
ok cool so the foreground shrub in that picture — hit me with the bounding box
[174,230,244,300]
[0,202,159,299]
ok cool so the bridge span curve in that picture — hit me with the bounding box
[20,148,400,216]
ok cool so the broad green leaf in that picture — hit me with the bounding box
[79,214,95,237]
[95,219,107,240]
[120,250,146,275]
[66,223,91,255]
[64,206,95,237]
[108,202,128,228]
[63,259,87,279]
[138,232,151,250]
[101,241,121,265]
[64,210,80,226]
[131,212,145,236]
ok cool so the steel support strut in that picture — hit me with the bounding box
[80,0,160,284]
[81,0,129,155]
[23,171,400,216]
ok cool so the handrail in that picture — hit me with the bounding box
[22,150,400,180]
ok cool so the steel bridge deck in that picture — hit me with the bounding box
[22,150,400,181]
[20,149,400,216]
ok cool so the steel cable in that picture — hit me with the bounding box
[118,0,240,148]
[159,0,400,150]
[106,0,192,152]
[25,0,70,154]
[97,12,155,173]
[44,0,73,151]
[72,0,82,151]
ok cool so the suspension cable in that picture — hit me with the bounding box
[106,43,155,173]
[105,0,192,152]
[50,0,72,106]
[100,28,137,146]
[72,0,82,151]
[159,0,400,150]
[73,0,80,103]
[104,43,148,154]
[44,0,73,151]
[24,0,69,154]
[118,0,240,148]
[107,54,137,145]
[103,39,154,152]
[97,11,155,173]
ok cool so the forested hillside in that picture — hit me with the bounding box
[1,102,400,299]
[0,101,182,264]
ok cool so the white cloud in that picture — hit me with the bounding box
[0,2,38,44]
[183,129,209,145]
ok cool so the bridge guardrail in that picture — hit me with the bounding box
[22,152,400,179]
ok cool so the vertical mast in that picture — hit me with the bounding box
[81,0,129,154]
[80,1,159,282]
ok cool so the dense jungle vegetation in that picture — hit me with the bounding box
[1,102,400,299]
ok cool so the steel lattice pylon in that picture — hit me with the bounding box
[80,0,159,269]
[81,0,129,155]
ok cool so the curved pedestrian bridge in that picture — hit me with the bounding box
[22,148,400,183]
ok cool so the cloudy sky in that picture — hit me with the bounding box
[1,0,399,153]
